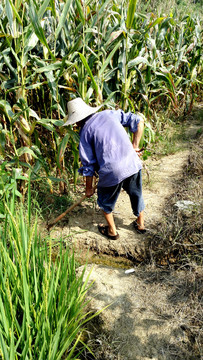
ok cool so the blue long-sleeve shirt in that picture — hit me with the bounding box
[78,109,143,187]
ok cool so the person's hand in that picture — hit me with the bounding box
[134,147,143,157]
[85,187,95,198]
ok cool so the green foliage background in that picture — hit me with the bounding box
[0,0,202,193]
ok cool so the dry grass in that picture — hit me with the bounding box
[142,133,203,359]
[146,133,203,267]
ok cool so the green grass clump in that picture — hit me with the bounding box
[0,179,97,359]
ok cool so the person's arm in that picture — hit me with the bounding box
[85,176,95,197]
[79,130,97,197]
[118,109,145,152]
[132,118,144,152]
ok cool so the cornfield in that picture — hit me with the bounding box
[0,0,202,193]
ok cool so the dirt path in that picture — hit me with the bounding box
[46,107,203,359]
[49,148,196,359]
[51,150,189,263]
[84,265,194,360]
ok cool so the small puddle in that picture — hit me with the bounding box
[76,251,134,269]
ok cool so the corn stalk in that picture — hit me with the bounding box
[0,0,202,191]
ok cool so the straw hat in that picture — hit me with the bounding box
[63,98,102,126]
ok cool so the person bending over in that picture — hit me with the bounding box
[63,97,146,239]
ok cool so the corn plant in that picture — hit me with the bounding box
[0,0,81,191]
[0,176,99,359]
[0,0,202,192]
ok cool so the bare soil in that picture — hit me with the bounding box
[49,110,203,360]
[51,150,190,263]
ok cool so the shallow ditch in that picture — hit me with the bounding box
[76,250,135,269]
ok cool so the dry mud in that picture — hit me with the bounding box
[51,150,189,263]
[50,150,198,360]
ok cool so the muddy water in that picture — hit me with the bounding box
[76,250,134,269]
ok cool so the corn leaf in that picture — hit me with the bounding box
[5,0,14,37]
[50,0,57,18]
[128,56,150,69]
[55,0,72,39]
[76,0,85,25]
[126,0,137,29]
[8,0,23,26]
[145,17,166,32]
[98,41,121,77]
[16,147,38,159]
[0,100,15,120]
[24,0,50,52]
[79,53,99,95]
[35,62,62,73]
[57,133,70,169]
[29,0,55,60]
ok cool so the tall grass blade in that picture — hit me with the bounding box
[49,321,61,359]
[9,325,15,360]
[27,172,31,227]
[0,331,9,360]
[0,295,9,338]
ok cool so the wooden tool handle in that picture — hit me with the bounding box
[47,193,87,231]
[47,184,97,231]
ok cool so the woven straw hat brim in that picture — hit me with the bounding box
[63,98,102,126]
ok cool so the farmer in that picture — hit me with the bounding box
[63,97,146,239]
